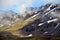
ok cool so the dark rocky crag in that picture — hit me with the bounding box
[20,4,60,37]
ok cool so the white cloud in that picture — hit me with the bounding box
[17,4,27,13]
[17,0,33,16]
[46,0,53,2]
[0,0,23,6]
[0,0,60,12]
[42,0,60,3]
[17,0,33,13]
[0,0,33,12]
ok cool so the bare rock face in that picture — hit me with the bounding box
[19,4,60,37]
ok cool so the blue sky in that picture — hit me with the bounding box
[0,0,60,13]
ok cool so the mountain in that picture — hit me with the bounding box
[0,3,60,37]
[20,4,60,37]
[0,10,18,28]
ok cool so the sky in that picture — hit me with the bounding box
[0,0,60,13]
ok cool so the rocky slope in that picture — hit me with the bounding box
[20,4,60,37]
[0,3,60,37]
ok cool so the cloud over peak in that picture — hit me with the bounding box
[0,0,60,13]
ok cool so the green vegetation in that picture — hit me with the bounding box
[0,36,60,40]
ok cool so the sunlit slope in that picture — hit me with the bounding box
[1,13,40,32]
[0,13,41,37]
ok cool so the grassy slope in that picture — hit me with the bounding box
[4,13,40,31]
[0,13,41,37]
